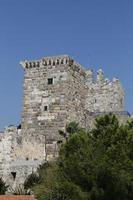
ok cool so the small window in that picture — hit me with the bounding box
[11,172,16,180]
[48,78,53,85]
[44,106,48,111]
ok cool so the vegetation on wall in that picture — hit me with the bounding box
[0,178,8,194]
[25,115,133,200]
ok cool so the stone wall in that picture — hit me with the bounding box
[86,69,124,113]
[85,111,131,129]
[0,126,44,190]
[20,55,88,160]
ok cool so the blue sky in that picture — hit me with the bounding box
[0,0,132,130]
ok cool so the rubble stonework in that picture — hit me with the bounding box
[0,55,131,189]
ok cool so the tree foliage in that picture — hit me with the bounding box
[0,177,8,194]
[29,115,133,200]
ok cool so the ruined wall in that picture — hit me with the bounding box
[85,112,131,129]
[86,69,124,113]
[0,126,45,190]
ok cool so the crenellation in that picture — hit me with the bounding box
[96,69,104,83]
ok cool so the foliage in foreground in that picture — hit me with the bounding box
[26,116,133,200]
[0,178,8,194]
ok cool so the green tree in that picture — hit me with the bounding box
[30,162,87,200]
[59,115,133,200]
[30,116,133,200]
[58,121,81,140]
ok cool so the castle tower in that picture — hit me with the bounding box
[20,55,127,159]
[20,55,87,159]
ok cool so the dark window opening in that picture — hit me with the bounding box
[17,124,21,129]
[48,78,53,85]
[44,106,48,111]
[53,61,55,66]
[26,157,29,160]
[25,63,28,68]
[61,59,64,64]
[11,172,16,180]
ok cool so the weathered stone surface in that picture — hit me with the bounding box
[20,55,127,158]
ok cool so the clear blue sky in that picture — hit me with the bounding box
[0,0,132,130]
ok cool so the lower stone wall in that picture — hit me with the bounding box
[85,111,131,129]
[0,126,45,190]
[7,160,41,191]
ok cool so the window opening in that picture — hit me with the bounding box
[44,106,48,111]
[48,78,53,85]
[11,172,16,180]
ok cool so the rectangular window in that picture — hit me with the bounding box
[48,78,53,85]
[44,106,48,111]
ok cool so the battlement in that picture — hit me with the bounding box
[20,55,82,70]
[20,55,87,79]
[85,68,122,84]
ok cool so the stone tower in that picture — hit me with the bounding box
[20,55,127,159]
[20,55,88,159]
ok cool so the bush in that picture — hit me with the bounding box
[0,178,8,194]
[24,172,42,190]
[44,181,87,200]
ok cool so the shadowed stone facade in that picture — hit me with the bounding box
[0,55,131,190]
